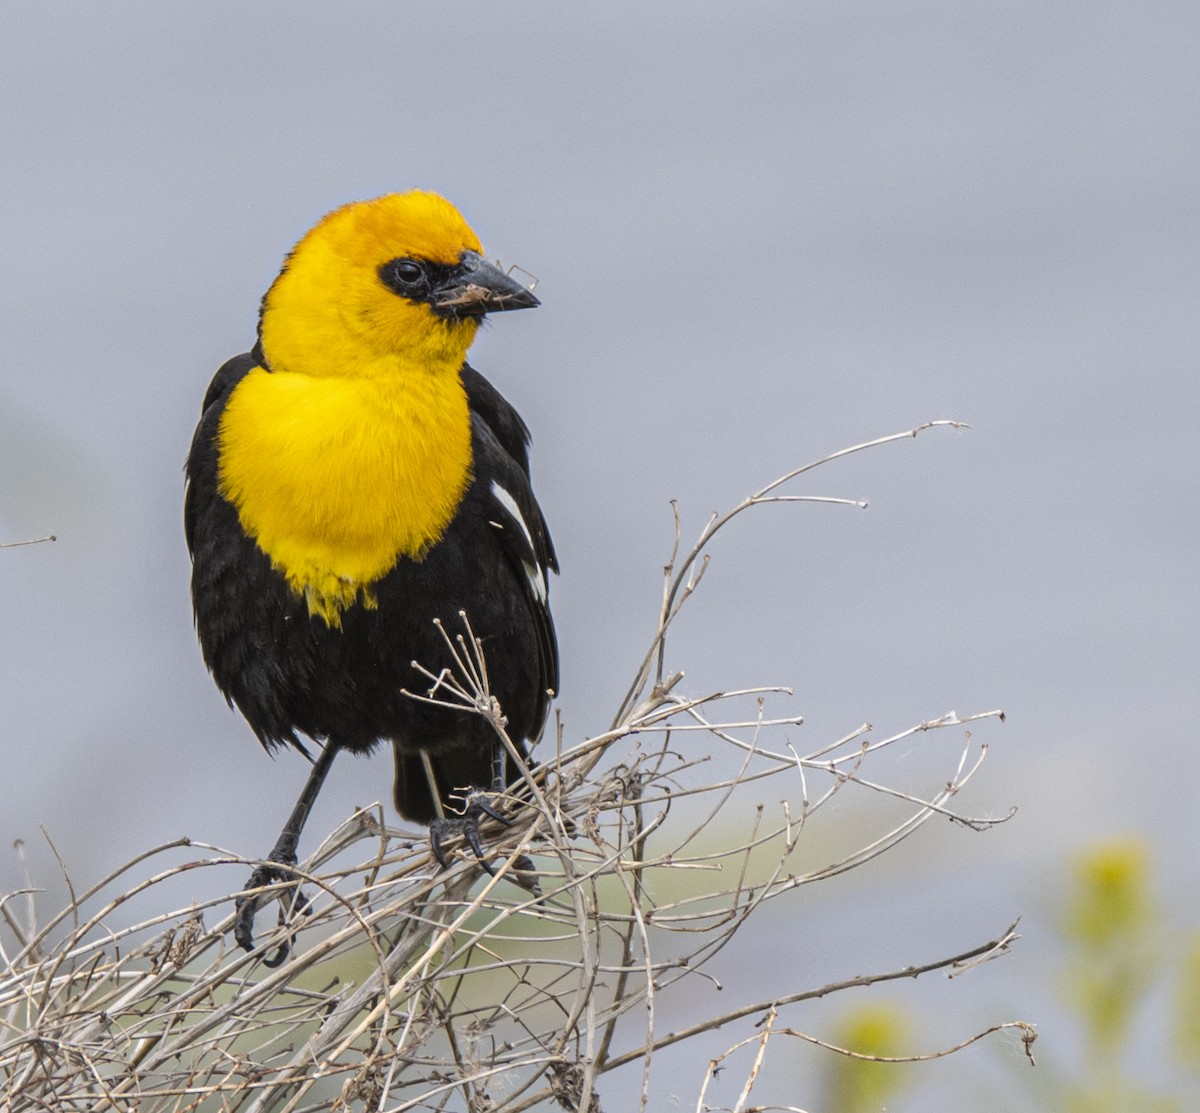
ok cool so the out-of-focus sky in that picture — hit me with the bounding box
[2,3,1197,1106]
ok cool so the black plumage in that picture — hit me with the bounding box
[185,356,558,824]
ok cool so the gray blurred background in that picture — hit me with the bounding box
[2,3,1197,1107]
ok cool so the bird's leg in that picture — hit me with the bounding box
[428,741,541,896]
[234,741,339,966]
[427,744,509,874]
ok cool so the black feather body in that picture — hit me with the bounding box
[185,353,558,824]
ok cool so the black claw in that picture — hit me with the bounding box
[471,795,512,826]
[430,811,496,873]
[463,820,497,875]
[233,856,306,964]
[430,823,452,870]
[428,792,530,888]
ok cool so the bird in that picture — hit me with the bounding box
[184,191,557,963]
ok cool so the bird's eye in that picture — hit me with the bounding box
[381,258,429,294]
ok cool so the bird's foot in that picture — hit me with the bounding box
[430,793,541,897]
[234,853,309,967]
[430,792,509,872]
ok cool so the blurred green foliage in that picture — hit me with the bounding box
[823,1001,912,1113]
[1065,840,1156,1043]
[818,838,1200,1111]
[1053,838,1177,1112]
[1172,930,1200,1068]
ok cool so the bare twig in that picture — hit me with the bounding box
[0,535,56,549]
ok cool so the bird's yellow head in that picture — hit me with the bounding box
[258,190,538,378]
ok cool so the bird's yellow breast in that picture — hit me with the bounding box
[216,362,473,626]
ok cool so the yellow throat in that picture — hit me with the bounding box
[215,192,483,626]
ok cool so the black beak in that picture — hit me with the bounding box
[431,251,540,319]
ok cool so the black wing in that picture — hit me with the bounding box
[184,351,260,557]
[463,364,559,733]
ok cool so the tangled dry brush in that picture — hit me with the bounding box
[1,424,1034,1111]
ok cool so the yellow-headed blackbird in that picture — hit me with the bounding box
[185,192,556,959]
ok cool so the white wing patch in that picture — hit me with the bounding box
[490,481,535,548]
[490,480,548,603]
[523,561,548,603]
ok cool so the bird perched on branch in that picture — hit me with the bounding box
[185,191,557,962]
